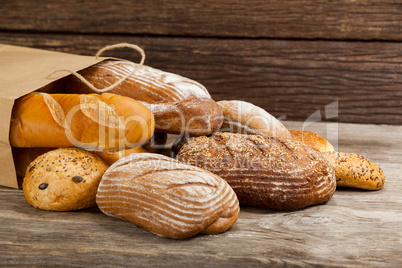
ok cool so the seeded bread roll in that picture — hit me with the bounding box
[10,92,154,151]
[177,132,336,211]
[23,148,108,211]
[323,151,385,190]
[289,129,334,153]
[65,60,223,135]
[96,153,240,239]
[217,100,292,140]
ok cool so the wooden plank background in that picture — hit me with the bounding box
[1,0,402,125]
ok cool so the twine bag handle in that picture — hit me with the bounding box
[48,43,146,93]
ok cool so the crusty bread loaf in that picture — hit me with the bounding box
[144,98,223,135]
[10,92,154,151]
[23,148,108,211]
[289,129,334,153]
[93,147,147,166]
[177,132,336,211]
[65,60,221,135]
[66,60,211,103]
[217,100,292,140]
[323,151,385,190]
[96,153,239,239]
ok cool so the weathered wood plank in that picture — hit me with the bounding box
[1,33,402,125]
[1,122,401,267]
[1,0,402,41]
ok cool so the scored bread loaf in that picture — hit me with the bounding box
[289,129,334,153]
[10,93,154,151]
[217,100,292,140]
[65,60,223,135]
[96,153,240,239]
[177,132,336,211]
[323,151,385,190]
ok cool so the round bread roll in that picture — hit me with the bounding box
[23,148,108,211]
[289,129,334,153]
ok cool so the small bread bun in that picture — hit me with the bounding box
[23,148,108,211]
[323,151,385,190]
[289,129,334,152]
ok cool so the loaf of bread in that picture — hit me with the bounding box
[323,151,385,190]
[143,98,223,135]
[96,153,240,239]
[10,92,154,151]
[177,132,336,211]
[289,129,334,152]
[23,148,108,211]
[217,100,292,140]
[65,60,222,135]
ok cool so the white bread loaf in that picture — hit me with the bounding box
[96,153,240,239]
[217,100,292,140]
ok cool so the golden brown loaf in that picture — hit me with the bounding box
[217,100,293,140]
[289,129,334,153]
[323,151,385,190]
[65,60,222,135]
[144,98,223,135]
[96,153,240,239]
[10,93,155,151]
[177,132,336,211]
[23,148,108,211]
[93,147,147,166]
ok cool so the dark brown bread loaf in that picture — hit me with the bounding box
[96,153,239,239]
[177,132,336,211]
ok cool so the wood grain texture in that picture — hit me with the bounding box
[1,0,402,40]
[1,33,402,125]
[1,121,401,267]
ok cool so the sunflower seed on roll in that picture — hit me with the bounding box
[177,132,336,211]
[96,153,239,239]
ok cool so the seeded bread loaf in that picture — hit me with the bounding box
[23,148,108,211]
[289,129,334,152]
[323,151,385,190]
[177,132,336,211]
[10,92,154,151]
[217,100,292,140]
[65,60,223,135]
[96,153,240,239]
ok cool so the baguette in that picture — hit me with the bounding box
[10,93,154,151]
[96,153,239,239]
[177,132,336,211]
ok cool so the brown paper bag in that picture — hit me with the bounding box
[0,44,107,188]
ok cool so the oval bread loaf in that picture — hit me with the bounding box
[217,100,292,140]
[323,151,385,190]
[10,93,154,151]
[96,153,240,239]
[177,132,336,211]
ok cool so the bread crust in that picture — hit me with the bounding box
[96,153,239,239]
[10,93,154,151]
[324,151,385,190]
[23,148,108,211]
[217,100,292,140]
[177,132,336,211]
[289,129,334,153]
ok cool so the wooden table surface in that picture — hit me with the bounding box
[1,121,401,267]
